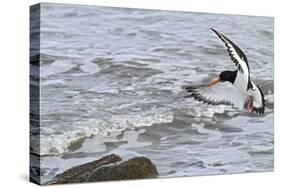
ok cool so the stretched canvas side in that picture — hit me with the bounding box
[30,3,41,185]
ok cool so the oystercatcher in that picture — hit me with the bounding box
[186,28,265,114]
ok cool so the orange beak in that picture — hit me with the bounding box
[209,78,221,88]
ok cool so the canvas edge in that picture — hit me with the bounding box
[30,3,41,185]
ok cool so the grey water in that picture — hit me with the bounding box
[30,3,274,183]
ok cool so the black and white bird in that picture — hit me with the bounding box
[186,28,265,114]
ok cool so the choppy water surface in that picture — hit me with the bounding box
[31,3,274,183]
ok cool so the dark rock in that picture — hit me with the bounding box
[87,157,158,181]
[54,154,122,184]
[52,154,158,184]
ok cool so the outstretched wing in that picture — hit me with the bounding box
[211,28,252,91]
[186,81,247,109]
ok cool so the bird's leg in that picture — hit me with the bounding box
[246,96,254,112]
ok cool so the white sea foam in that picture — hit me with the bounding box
[39,109,174,155]
[40,60,76,78]
[191,123,222,142]
[191,104,229,118]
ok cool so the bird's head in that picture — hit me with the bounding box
[219,71,236,82]
[209,71,237,87]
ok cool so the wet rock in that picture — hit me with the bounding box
[87,157,158,181]
[52,154,158,184]
[54,154,122,184]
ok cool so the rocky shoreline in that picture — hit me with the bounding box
[48,154,158,184]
